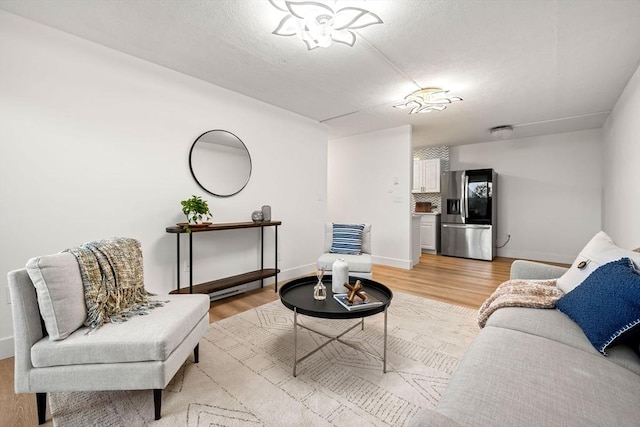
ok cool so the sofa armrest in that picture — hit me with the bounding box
[510,260,569,280]
[8,268,45,392]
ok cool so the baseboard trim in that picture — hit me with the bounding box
[497,249,575,265]
[279,264,314,282]
[372,256,412,270]
[0,336,14,360]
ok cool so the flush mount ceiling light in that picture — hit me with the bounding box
[393,88,463,114]
[269,0,383,50]
[490,125,514,140]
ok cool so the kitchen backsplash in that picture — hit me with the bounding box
[412,145,450,214]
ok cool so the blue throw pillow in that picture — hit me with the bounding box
[330,223,365,255]
[556,258,640,355]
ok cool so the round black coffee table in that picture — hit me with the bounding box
[279,275,393,376]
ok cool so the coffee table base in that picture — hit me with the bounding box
[292,307,388,377]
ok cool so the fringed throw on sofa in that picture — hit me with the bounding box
[65,237,164,331]
[477,279,564,328]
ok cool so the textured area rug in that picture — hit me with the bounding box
[47,292,478,426]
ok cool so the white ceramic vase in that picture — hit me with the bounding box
[332,258,349,294]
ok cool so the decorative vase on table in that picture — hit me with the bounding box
[251,210,264,222]
[332,258,349,294]
[261,205,271,222]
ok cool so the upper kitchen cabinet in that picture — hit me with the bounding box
[412,159,442,193]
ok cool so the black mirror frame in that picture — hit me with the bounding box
[188,129,252,198]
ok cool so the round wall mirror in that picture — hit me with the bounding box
[189,130,252,197]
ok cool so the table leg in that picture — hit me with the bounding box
[289,306,388,377]
[293,307,298,377]
[383,307,388,373]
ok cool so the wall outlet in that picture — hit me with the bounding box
[277,251,282,261]
[183,260,190,272]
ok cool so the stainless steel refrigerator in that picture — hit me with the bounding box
[440,169,497,261]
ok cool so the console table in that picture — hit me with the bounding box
[166,221,281,295]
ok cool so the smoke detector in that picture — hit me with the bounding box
[490,125,513,140]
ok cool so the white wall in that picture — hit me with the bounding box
[601,64,640,249]
[0,12,327,358]
[450,129,602,263]
[328,126,413,268]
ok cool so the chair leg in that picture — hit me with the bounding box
[36,392,46,424]
[153,389,162,420]
[194,343,199,363]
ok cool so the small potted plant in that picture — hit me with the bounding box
[180,195,212,232]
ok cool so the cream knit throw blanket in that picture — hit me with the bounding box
[65,237,164,331]
[477,279,564,328]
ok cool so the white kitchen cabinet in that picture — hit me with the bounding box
[419,213,441,253]
[412,159,441,193]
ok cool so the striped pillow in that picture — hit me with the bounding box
[330,223,365,255]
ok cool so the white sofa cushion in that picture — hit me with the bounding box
[31,294,210,367]
[435,326,640,427]
[26,253,87,341]
[556,231,640,293]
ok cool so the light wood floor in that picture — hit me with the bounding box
[0,253,524,426]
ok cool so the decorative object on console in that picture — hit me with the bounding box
[261,205,271,221]
[393,87,462,114]
[180,195,212,232]
[251,210,264,222]
[331,258,349,294]
[269,0,383,50]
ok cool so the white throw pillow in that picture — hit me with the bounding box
[26,253,87,340]
[557,231,640,293]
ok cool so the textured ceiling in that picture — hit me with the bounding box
[1,0,639,146]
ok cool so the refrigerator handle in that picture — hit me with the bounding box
[460,171,466,223]
[443,224,491,229]
[464,174,470,218]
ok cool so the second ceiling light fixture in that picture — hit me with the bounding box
[393,88,463,114]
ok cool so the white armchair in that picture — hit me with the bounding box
[8,249,209,424]
[317,223,372,279]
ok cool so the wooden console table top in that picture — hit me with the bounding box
[166,220,282,233]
